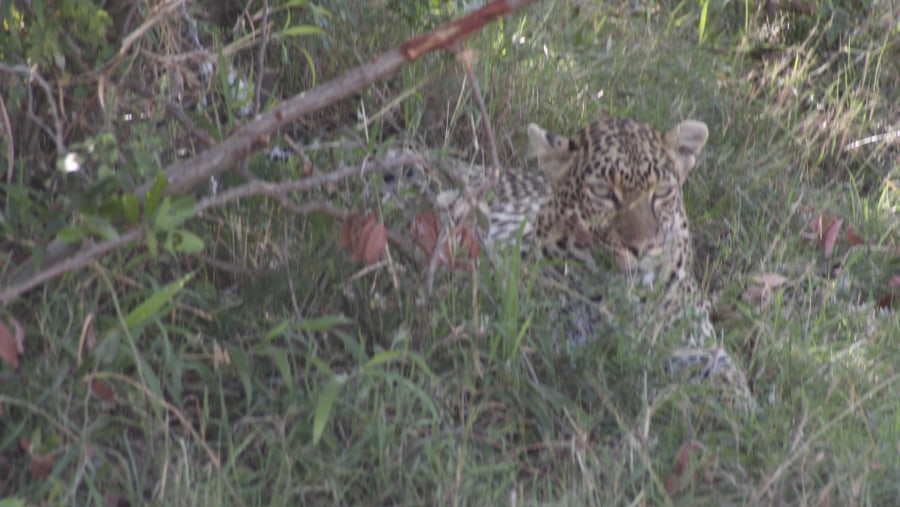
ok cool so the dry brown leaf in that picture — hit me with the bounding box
[29,452,55,479]
[665,440,716,495]
[847,225,864,245]
[411,210,480,272]
[447,225,480,271]
[810,214,831,235]
[10,317,24,352]
[213,342,231,370]
[751,273,789,289]
[743,273,789,306]
[456,225,481,263]
[823,218,843,258]
[808,214,865,254]
[352,214,374,263]
[91,379,117,402]
[360,222,387,266]
[84,315,96,351]
[104,493,124,507]
[339,212,357,251]
[412,210,440,258]
[20,436,55,479]
[340,211,387,266]
[0,320,20,370]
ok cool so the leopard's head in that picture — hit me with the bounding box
[530,117,708,280]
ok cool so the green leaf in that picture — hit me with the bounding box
[56,226,85,244]
[123,273,192,330]
[362,350,403,373]
[271,349,292,386]
[144,172,167,219]
[224,343,253,410]
[154,195,196,230]
[0,497,26,507]
[122,193,139,224]
[146,231,158,256]
[172,230,204,253]
[97,194,123,221]
[276,25,323,38]
[296,315,351,332]
[93,329,122,364]
[310,356,333,376]
[313,374,346,446]
[263,320,291,342]
[136,353,164,416]
[279,0,310,9]
[83,215,119,241]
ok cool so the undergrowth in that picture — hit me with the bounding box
[2,0,899,505]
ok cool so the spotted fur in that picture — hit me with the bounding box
[489,117,755,412]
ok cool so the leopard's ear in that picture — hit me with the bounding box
[527,123,571,183]
[666,120,709,178]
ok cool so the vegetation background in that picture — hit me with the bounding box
[1,0,899,505]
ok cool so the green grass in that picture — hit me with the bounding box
[3,0,900,505]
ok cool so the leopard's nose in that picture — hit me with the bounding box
[624,234,657,258]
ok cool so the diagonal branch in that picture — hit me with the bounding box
[1,0,539,304]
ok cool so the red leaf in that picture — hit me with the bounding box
[822,218,842,258]
[456,225,481,262]
[339,213,355,250]
[353,213,377,262]
[360,223,387,266]
[665,440,716,495]
[411,210,440,258]
[340,211,386,266]
[0,320,20,370]
[29,452,54,479]
[847,225,864,245]
[104,493,124,507]
[91,380,117,402]
[810,214,832,235]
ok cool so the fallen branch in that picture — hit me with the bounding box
[1,0,539,305]
[0,154,421,306]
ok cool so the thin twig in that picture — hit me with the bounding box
[253,0,270,116]
[194,154,420,214]
[459,48,501,178]
[0,63,65,157]
[0,92,13,183]
[118,0,185,58]
[283,218,303,319]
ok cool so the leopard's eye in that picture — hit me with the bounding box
[654,187,673,199]
[653,182,676,200]
[589,183,619,208]
[602,188,621,208]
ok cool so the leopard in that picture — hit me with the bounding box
[486,117,756,413]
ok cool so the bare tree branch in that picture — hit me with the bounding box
[146,0,536,198]
[0,230,144,306]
